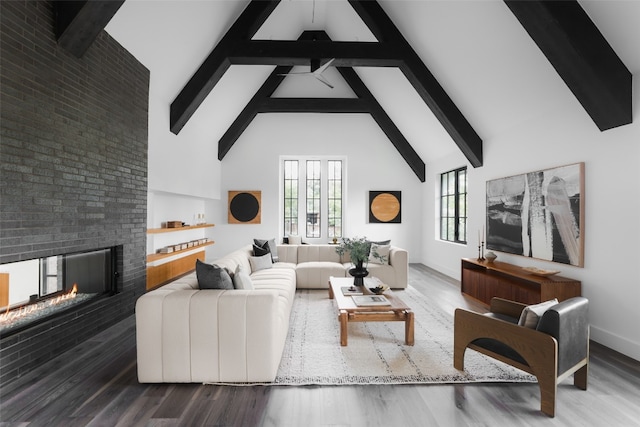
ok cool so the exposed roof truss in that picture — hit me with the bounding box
[170,0,485,181]
[220,30,426,182]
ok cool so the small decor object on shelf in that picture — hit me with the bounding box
[485,251,497,263]
[522,267,561,277]
[165,221,183,228]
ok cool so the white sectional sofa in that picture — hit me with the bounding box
[136,243,408,383]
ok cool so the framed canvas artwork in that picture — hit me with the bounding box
[228,191,261,224]
[486,163,584,267]
[369,191,401,223]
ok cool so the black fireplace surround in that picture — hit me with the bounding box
[0,1,149,386]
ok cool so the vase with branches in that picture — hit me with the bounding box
[336,236,381,286]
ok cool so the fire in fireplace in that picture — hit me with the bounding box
[0,246,119,336]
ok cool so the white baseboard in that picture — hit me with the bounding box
[590,325,640,362]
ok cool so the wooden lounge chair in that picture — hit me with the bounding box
[454,297,589,417]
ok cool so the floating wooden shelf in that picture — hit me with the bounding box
[146,241,214,263]
[147,223,215,234]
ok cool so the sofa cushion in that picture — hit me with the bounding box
[368,243,390,265]
[296,261,346,288]
[249,253,273,272]
[518,299,558,329]
[298,244,341,263]
[195,260,233,289]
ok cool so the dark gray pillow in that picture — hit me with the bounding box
[254,238,279,262]
[195,260,233,290]
[252,242,270,258]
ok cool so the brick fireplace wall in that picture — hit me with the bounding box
[0,1,149,385]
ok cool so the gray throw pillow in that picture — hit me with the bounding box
[249,254,273,272]
[196,260,233,290]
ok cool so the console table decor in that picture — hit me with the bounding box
[461,258,581,306]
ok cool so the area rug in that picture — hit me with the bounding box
[273,286,536,385]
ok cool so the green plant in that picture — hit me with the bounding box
[336,236,388,266]
[335,236,370,264]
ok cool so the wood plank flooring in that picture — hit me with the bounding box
[1,264,639,426]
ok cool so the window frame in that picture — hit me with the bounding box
[281,156,345,243]
[439,166,467,244]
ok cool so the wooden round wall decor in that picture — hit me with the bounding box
[228,191,261,224]
[369,191,401,223]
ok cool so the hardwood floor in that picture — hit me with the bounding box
[2,264,639,426]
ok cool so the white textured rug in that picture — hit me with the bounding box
[274,287,536,385]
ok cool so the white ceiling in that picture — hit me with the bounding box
[105,0,639,165]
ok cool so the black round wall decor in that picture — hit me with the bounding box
[229,191,261,223]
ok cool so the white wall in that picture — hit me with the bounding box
[422,84,640,361]
[206,113,424,262]
[148,90,640,362]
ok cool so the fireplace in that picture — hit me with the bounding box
[0,246,120,337]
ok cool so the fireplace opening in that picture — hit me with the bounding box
[0,246,120,336]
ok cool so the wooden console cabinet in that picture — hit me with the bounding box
[461,258,581,306]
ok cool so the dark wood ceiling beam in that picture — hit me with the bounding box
[504,0,632,131]
[218,64,291,160]
[226,40,402,67]
[337,66,426,182]
[171,0,281,134]
[219,31,426,181]
[400,56,483,167]
[54,0,124,58]
[348,0,483,167]
[259,98,370,113]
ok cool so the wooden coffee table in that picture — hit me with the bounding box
[328,276,414,346]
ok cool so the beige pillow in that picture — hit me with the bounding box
[249,254,273,272]
[368,243,390,265]
[518,299,558,329]
[233,264,254,290]
[288,235,302,245]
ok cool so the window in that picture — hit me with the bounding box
[440,167,467,243]
[282,157,344,241]
[283,160,299,236]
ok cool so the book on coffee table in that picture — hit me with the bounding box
[352,295,391,306]
[342,286,363,296]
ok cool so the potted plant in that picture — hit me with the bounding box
[336,236,371,286]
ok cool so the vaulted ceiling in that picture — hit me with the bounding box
[84,1,637,181]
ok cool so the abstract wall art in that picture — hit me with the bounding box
[369,191,401,223]
[486,163,584,266]
[228,191,261,224]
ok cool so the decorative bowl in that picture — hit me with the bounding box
[369,284,389,295]
[522,267,560,277]
[485,251,497,263]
